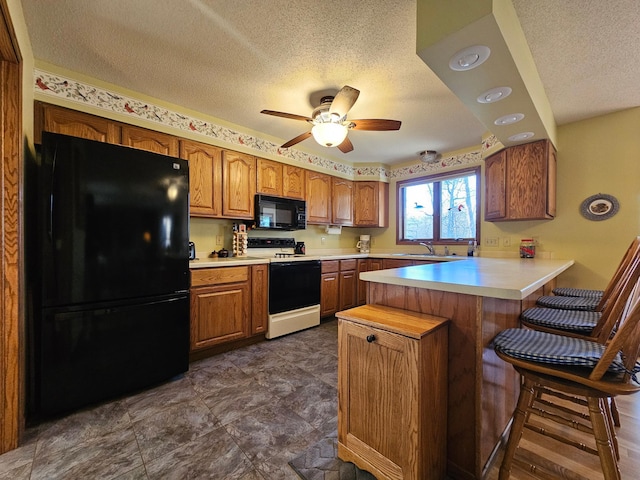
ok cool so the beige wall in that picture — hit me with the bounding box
[372,107,640,290]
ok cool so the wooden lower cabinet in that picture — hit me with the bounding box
[321,261,340,318]
[190,266,251,351]
[337,305,449,480]
[356,259,368,306]
[251,264,268,335]
[339,259,357,310]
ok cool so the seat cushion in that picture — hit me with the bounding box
[536,295,600,311]
[552,287,604,299]
[521,307,601,334]
[491,328,627,374]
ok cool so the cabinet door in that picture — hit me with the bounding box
[507,140,550,219]
[222,150,256,219]
[306,171,332,224]
[354,182,389,227]
[357,259,368,306]
[546,143,557,218]
[256,158,283,196]
[120,125,179,156]
[332,178,354,225]
[369,259,383,271]
[283,165,306,199]
[484,150,507,220]
[339,270,357,310]
[321,272,339,317]
[251,264,268,335]
[338,320,417,479]
[180,139,222,217]
[190,282,250,350]
[37,102,120,144]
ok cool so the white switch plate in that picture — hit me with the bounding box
[502,237,511,247]
[216,235,223,245]
[486,237,499,247]
[321,237,326,245]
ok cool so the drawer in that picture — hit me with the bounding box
[340,259,357,271]
[322,260,340,274]
[191,266,249,287]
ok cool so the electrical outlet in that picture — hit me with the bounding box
[486,236,499,247]
[502,236,511,247]
[321,237,326,245]
[371,237,376,246]
[216,235,223,245]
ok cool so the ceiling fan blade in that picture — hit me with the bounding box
[348,119,401,131]
[281,131,312,149]
[260,110,312,122]
[329,86,360,118]
[337,137,354,153]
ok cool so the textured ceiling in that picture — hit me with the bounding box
[20,0,640,165]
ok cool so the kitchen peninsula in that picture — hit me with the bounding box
[359,257,574,480]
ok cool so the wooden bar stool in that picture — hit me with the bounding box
[536,236,640,311]
[491,281,640,480]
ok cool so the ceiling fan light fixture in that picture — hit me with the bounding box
[477,86,512,104]
[311,122,348,147]
[449,45,491,71]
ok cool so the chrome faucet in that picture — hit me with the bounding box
[419,241,436,255]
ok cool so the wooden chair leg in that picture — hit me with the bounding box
[603,398,620,460]
[610,397,621,427]
[588,397,621,480]
[500,377,536,480]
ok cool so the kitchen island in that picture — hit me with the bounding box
[359,257,574,480]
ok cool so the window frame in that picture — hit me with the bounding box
[395,166,481,245]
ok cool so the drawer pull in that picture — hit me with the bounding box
[366,334,376,343]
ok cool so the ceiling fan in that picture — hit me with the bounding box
[260,85,401,153]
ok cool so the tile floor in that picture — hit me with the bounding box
[0,319,339,479]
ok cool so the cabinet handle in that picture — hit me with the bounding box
[366,334,376,343]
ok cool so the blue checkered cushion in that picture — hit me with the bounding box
[491,328,627,374]
[536,295,600,311]
[552,287,604,299]
[521,307,601,334]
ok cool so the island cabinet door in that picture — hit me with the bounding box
[338,320,419,480]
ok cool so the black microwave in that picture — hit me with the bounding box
[254,194,306,231]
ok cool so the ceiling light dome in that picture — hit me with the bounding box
[311,122,348,147]
[449,45,491,71]
[494,113,525,126]
[508,132,535,142]
[477,86,512,104]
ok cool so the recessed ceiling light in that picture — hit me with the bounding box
[477,87,512,104]
[508,132,535,142]
[494,113,525,126]
[449,45,491,71]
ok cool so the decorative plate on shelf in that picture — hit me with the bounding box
[580,193,619,221]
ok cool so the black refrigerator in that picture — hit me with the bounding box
[30,132,190,418]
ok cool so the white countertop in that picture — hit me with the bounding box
[360,257,574,300]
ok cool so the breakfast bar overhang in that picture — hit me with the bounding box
[359,257,574,480]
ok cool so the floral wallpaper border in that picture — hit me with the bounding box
[34,68,485,180]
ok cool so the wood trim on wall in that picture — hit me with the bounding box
[0,0,23,454]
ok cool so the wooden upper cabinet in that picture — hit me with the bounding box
[35,102,120,144]
[306,171,332,224]
[332,177,354,226]
[222,150,256,219]
[283,165,306,200]
[256,158,283,196]
[484,150,507,220]
[120,125,179,156]
[180,139,222,217]
[354,181,389,227]
[485,139,556,221]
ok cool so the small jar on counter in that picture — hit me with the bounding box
[520,239,536,258]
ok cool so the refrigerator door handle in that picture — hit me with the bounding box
[47,147,57,242]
